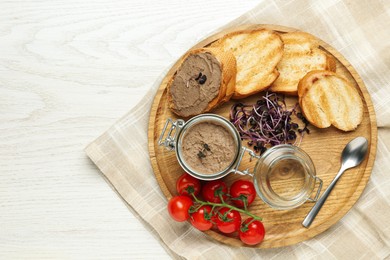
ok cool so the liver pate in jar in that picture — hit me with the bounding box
[181,121,236,174]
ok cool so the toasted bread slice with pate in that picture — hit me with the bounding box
[210,29,283,99]
[298,70,363,131]
[167,47,236,117]
[269,31,336,95]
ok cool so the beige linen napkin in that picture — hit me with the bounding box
[85,0,390,258]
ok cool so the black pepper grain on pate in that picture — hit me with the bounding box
[198,74,207,85]
[195,72,202,81]
[194,72,207,85]
[197,150,206,159]
[197,143,211,159]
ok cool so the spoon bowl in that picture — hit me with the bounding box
[340,136,369,170]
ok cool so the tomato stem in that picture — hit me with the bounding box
[247,218,256,225]
[219,193,225,204]
[191,193,262,221]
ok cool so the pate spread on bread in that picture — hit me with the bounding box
[269,32,336,96]
[210,29,283,99]
[167,48,236,117]
[298,70,363,131]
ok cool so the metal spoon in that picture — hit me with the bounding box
[302,136,369,228]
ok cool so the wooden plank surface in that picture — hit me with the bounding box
[148,25,377,248]
[0,0,259,258]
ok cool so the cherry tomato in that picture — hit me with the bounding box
[201,180,228,203]
[167,196,193,222]
[190,205,213,231]
[215,207,242,234]
[239,218,265,245]
[176,173,201,196]
[230,180,256,208]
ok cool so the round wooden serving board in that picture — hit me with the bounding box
[148,24,377,248]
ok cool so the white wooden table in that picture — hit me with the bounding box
[0,0,258,258]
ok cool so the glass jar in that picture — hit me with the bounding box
[158,114,246,181]
[253,145,322,210]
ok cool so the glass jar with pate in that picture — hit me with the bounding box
[158,114,323,210]
[159,114,243,180]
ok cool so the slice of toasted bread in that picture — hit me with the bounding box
[167,47,236,117]
[298,70,363,131]
[210,29,283,99]
[269,32,336,95]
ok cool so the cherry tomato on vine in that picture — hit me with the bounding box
[176,173,201,196]
[167,196,193,222]
[190,205,213,231]
[215,207,241,234]
[230,180,256,208]
[201,180,228,203]
[239,218,265,245]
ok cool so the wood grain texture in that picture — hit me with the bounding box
[0,0,259,258]
[148,25,377,248]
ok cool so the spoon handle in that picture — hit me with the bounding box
[302,167,346,228]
